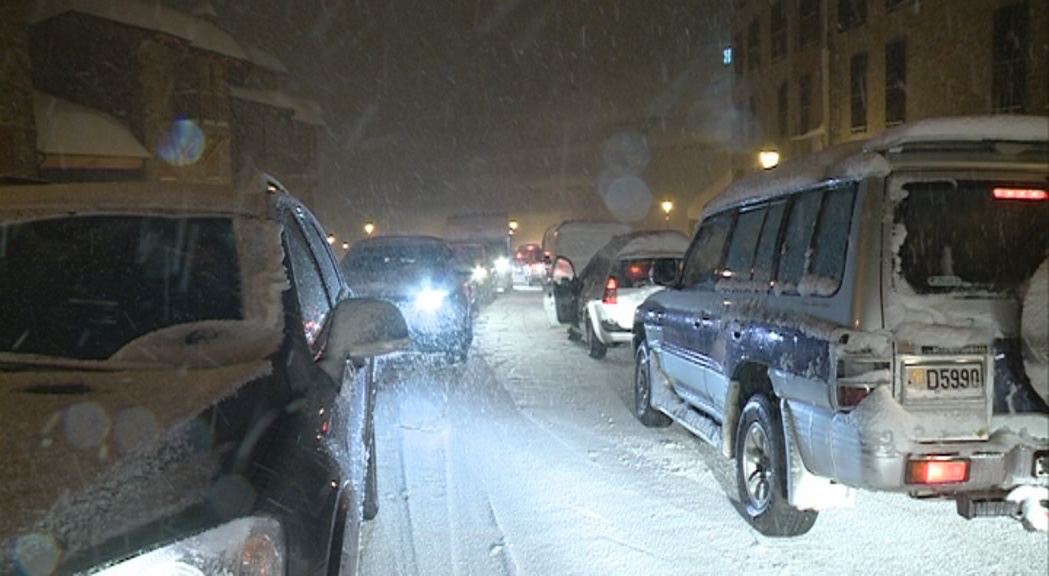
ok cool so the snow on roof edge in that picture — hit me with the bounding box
[229,86,325,126]
[33,91,152,159]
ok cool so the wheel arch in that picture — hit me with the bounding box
[722,361,776,459]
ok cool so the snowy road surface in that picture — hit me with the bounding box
[357,289,1048,576]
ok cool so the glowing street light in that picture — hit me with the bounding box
[759,149,781,170]
[364,222,375,236]
[509,219,519,235]
[661,200,674,221]
[341,241,349,250]
[326,233,336,245]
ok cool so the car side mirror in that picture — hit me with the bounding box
[319,297,409,383]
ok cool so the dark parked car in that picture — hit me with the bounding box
[633,116,1049,536]
[341,235,474,362]
[0,175,408,575]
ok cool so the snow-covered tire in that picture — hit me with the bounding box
[585,313,607,359]
[633,342,671,428]
[734,394,817,537]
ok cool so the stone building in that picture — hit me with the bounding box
[22,0,322,201]
[729,0,1048,176]
[0,0,38,180]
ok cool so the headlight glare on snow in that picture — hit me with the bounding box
[493,257,511,274]
[471,266,488,282]
[88,516,285,576]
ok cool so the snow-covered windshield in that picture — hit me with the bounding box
[894,180,1049,295]
[0,215,241,360]
[343,242,452,274]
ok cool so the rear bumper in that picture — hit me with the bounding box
[784,399,1049,494]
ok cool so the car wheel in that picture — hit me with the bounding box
[734,394,818,537]
[363,418,379,521]
[633,341,671,428]
[584,313,607,359]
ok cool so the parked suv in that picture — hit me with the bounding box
[632,116,1049,536]
[0,175,408,575]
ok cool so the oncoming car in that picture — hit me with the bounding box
[340,235,474,362]
[566,230,688,359]
[0,175,409,575]
[633,116,1049,537]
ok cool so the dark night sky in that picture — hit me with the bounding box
[166,0,735,240]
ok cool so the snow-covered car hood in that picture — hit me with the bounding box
[0,357,274,564]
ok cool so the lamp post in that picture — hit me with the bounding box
[661,200,673,226]
[758,149,781,170]
[508,219,519,236]
[326,233,336,245]
[364,222,375,236]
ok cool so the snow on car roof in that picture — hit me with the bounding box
[352,234,449,248]
[0,178,272,221]
[703,115,1049,218]
[611,230,689,260]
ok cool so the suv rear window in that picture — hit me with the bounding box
[895,180,1049,294]
[0,216,241,359]
[613,258,681,289]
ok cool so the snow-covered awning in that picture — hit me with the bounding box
[30,0,288,73]
[34,91,152,160]
[229,86,325,127]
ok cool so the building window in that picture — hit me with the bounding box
[770,1,787,60]
[798,74,813,134]
[733,33,744,78]
[798,0,821,49]
[992,2,1027,113]
[838,0,867,31]
[778,80,789,138]
[850,52,868,132]
[747,17,761,71]
[885,39,907,126]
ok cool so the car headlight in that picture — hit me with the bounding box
[414,287,449,312]
[471,266,488,282]
[88,516,284,576]
[493,257,511,274]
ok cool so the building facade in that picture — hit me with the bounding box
[730,0,1048,176]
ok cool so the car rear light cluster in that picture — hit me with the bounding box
[992,187,1047,201]
[833,357,891,411]
[907,456,970,485]
[603,276,618,304]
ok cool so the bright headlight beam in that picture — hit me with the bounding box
[414,288,448,312]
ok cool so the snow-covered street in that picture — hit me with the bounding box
[358,289,1048,576]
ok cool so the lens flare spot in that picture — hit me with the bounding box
[10,532,61,576]
[63,402,110,450]
[156,118,205,166]
[208,474,256,519]
[113,407,161,454]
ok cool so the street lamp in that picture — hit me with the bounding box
[326,233,336,245]
[661,200,673,221]
[509,219,519,235]
[758,149,781,170]
[341,241,349,250]
[364,222,375,236]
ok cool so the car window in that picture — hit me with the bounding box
[0,215,240,360]
[752,201,786,287]
[283,217,333,348]
[809,183,857,293]
[722,205,767,284]
[681,211,733,289]
[776,190,822,293]
[294,207,345,301]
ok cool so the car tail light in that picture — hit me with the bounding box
[993,187,1047,201]
[907,457,970,485]
[603,276,618,304]
[836,385,875,408]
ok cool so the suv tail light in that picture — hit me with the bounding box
[833,357,891,411]
[603,276,618,304]
[907,457,970,485]
[993,187,1047,201]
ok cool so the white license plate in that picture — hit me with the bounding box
[904,362,985,401]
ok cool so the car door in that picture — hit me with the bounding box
[655,212,733,412]
[543,255,576,325]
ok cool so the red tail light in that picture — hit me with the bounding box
[907,458,969,485]
[603,276,618,304]
[993,187,1047,201]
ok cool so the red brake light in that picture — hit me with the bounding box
[603,276,618,304]
[907,458,969,485]
[836,385,874,409]
[993,187,1047,201]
